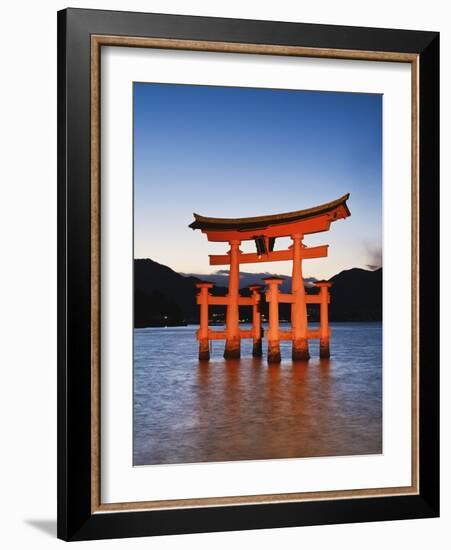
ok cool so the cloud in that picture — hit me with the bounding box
[365,242,382,271]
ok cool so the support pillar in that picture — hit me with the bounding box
[315,281,332,358]
[224,240,241,359]
[249,284,263,357]
[291,234,310,360]
[264,277,284,364]
[196,282,213,361]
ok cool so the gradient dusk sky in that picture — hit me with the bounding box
[134,82,382,280]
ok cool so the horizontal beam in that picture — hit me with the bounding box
[277,330,330,340]
[279,330,293,340]
[209,245,328,266]
[267,293,324,304]
[306,295,324,304]
[300,245,329,259]
[307,329,331,338]
[205,329,255,340]
[197,296,256,306]
[198,293,327,305]
[276,293,293,304]
[206,330,225,340]
[204,215,333,242]
[271,329,328,339]
[200,328,330,341]
[209,296,254,306]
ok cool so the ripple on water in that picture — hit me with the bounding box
[133,322,382,465]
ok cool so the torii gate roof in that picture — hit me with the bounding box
[189,193,350,241]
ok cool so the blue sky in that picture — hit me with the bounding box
[134,82,382,279]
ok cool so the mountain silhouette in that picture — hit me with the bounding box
[134,259,227,327]
[134,258,382,327]
[328,267,382,321]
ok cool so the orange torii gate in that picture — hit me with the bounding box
[189,194,351,363]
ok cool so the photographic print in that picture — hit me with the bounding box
[133,82,383,467]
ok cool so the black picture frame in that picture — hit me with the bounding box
[57,7,439,541]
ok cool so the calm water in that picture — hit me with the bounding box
[134,322,382,465]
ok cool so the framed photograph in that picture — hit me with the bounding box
[57,8,439,541]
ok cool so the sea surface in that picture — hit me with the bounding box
[133,322,382,466]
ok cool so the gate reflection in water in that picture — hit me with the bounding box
[133,322,382,466]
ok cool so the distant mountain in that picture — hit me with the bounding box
[328,267,382,321]
[134,259,228,327]
[184,270,317,294]
[134,259,382,327]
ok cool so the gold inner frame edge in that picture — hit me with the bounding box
[90,35,420,514]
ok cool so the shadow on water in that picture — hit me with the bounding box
[133,323,382,465]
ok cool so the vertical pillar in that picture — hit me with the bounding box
[314,281,332,358]
[196,282,213,360]
[263,277,284,363]
[291,234,310,360]
[249,284,263,357]
[224,240,241,359]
